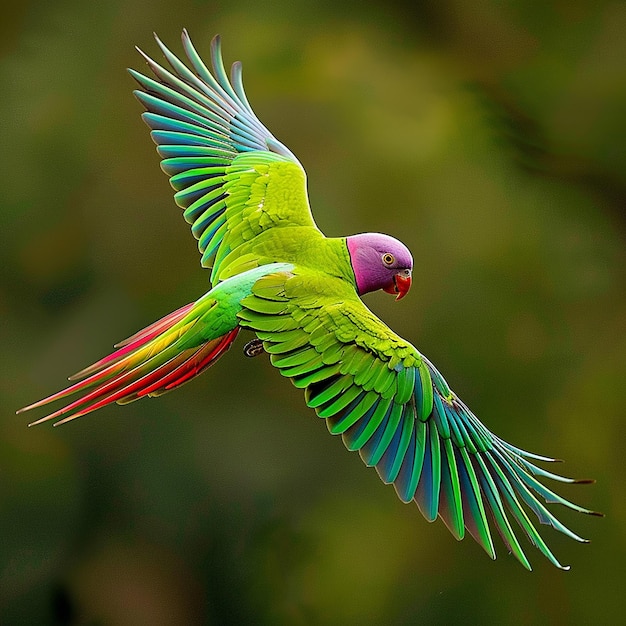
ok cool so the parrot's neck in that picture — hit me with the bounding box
[298,236,357,287]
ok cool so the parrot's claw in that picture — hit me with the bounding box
[244,338,265,358]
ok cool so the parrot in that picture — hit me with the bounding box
[18,30,599,571]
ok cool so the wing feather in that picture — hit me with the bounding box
[131,31,319,282]
[238,268,597,570]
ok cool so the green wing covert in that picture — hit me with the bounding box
[130,31,320,282]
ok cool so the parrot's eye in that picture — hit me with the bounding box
[382,253,395,267]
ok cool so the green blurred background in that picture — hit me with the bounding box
[2,0,625,623]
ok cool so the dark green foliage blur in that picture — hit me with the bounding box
[2,0,625,623]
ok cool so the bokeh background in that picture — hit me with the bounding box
[2,0,625,624]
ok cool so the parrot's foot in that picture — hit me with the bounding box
[244,338,265,358]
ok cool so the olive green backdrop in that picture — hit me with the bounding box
[2,0,624,624]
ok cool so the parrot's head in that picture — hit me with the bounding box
[346,233,413,300]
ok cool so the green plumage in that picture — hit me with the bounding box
[18,30,599,573]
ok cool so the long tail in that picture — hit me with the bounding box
[18,302,239,426]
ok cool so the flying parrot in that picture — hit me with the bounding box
[19,31,599,570]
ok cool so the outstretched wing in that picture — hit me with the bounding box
[238,268,599,570]
[130,31,319,283]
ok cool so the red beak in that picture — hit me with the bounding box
[383,272,412,300]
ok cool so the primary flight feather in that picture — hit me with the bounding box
[19,30,599,570]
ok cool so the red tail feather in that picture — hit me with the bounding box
[69,303,195,381]
[19,304,240,426]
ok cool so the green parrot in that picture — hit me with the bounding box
[19,31,599,570]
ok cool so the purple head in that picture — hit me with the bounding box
[346,233,413,300]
